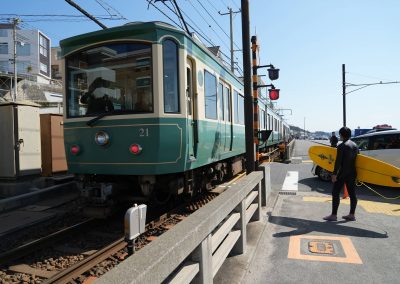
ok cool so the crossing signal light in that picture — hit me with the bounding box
[269,88,280,100]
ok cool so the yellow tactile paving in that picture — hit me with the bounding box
[303,196,400,216]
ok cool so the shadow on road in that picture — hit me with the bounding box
[268,214,388,239]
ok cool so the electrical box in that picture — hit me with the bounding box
[0,102,41,178]
[124,204,147,241]
[40,114,68,176]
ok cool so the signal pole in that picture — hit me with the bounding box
[219,8,241,72]
[241,0,255,173]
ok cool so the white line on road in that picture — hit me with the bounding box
[282,171,299,191]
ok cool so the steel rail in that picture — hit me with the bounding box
[0,219,95,265]
[43,238,126,284]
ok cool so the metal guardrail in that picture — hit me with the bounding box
[97,170,268,284]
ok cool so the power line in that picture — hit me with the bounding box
[94,0,127,19]
[151,0,218,48]
[195,0,241,50]
[185,1,232,52]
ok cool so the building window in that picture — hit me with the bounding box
[163,39,180,113]
[17,43,31,56]
[0,60,8,72]
[0,43,8,54]
[39,34,48,57]
[40,62,48,73]
[204,70,217,119]
[0,30,7,37]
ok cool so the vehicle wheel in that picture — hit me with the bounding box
[316,166,332,182]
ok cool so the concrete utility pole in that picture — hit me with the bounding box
[219,7,241,72]
[12,18,20,102]
[342,63,346,127]
[241,0,255,174]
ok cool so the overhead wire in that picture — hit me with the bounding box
[150,0,218,49]
[195,0,241,50]
[94,0,127,19]
[150,0,240,74]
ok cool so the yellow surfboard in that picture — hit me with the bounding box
[308,145,400,188]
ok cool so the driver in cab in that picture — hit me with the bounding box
[80,77,114,115]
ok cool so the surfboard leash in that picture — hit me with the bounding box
[356,181,400,200]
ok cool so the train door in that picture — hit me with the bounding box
[224,85,232,151]
[186,58,197,159]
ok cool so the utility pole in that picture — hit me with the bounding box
[241,0,254,174]
[219,7,241,72]
[342,63,346,127]
[12,18,20,102]
[304,117,306,139]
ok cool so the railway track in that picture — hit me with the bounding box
[0,192,220,284]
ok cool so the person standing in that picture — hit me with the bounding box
[323,127,359,221]
[330,132,338,147]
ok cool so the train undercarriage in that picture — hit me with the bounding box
[77,156,245,217]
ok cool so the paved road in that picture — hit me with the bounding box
[215,139,400,284]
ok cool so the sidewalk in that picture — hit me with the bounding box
[215,191,399,284]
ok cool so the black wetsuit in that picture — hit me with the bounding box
[331,139,359,215]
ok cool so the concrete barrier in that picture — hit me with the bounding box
[97,171,264,284]
[286,139,295,161]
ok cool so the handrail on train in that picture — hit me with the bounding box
[97,167,271,284]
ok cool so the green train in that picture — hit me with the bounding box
[61,22,289,204]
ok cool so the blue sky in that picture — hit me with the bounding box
[2,0,399,132]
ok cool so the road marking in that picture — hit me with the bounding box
[282,171,299,191]
[302,160,313,163]
[288,235,362,264]
[303,196,400,216]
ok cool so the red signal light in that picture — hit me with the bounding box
[70,145,80,155]
[129,144,142,155]
[269,89,280,100]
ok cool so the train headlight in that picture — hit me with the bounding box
[95,131,110,146]
[70,145,80,155]
[129,144,142,155]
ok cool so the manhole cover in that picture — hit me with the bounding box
[308,241,335,255]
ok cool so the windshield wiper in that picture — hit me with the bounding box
[86,110,124,127]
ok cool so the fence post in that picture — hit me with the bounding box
[232,199,246,255]
[251,182,262,221]
[192,234,213,284]
[258,165,271,207]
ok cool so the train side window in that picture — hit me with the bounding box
[260,109,265,129]
[224,86,231,122]
[186,67,192,115]
[218,82,224,120]
[204,70,217,119]
[234,90,239,124]
[238,93,244,125]
[163,39,180,113]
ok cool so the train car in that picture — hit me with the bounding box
[60,21,288,204]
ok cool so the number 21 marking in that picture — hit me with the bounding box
[139,128,149,137]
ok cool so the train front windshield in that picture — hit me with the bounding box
[66,43,153,118]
